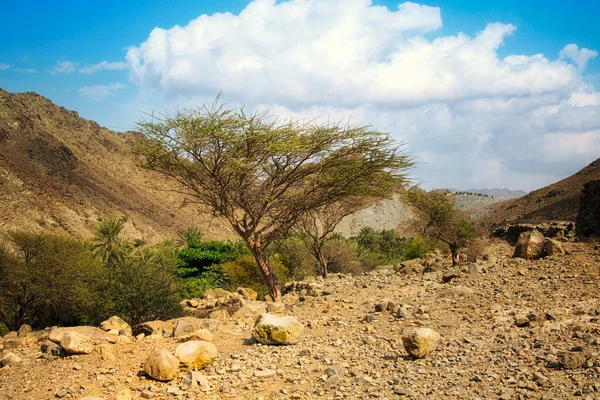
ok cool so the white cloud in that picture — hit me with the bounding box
[80,61,128,74]
[13,68,38,73]
[51,61,78,74]
[124,0,600,191]
[560,43,598,72]
[0,63,10,70]
[79,83,126,101]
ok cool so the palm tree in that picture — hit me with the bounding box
[92,217,128,269]
[176,226,203,248]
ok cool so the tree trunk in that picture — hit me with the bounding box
[318,253,329,279]
[248,241,282,302]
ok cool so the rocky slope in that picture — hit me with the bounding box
[489,158,600,224]
[2,240,600,399]
[0,89,232,241]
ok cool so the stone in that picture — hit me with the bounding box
[2,337,25,349]
[441,285,474,297]
[542,239,565,257]
[0,351,21,366]
[252,313,304,345]
[144,348,179,381]
[179,329,214,343]
[232,302,267,320]
[172,317,210,338]
[402,327,441,358]
[49,326,116,345]
[267,302,286,314]
[18,324,32,337]
[141,390,155,399]
[237,287,258,301]
[60,331,94,355]
[559,351,587,369]
[395,259,424,274]
[513,230,545,260]
[254,369,277,379]
[514,315,530,327]
[133,320,174,338]
[174,340,217,369]
[55,388,69,398]
[99,316,132,336]
[208,309,230,322]
[40,340,64,356]
[202,288,232,299]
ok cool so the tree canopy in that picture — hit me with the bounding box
[137,102,413,300]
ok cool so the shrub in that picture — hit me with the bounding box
[269,236,315,280]
[223,255,289,299]
[403,236,432,260]
[177,240,249,278]
[0,231,102,330]
[322,239,364,275]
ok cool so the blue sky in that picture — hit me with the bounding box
[1,0,599,190]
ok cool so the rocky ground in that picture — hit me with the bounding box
[1,239,600,400]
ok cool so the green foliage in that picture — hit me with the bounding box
[0,231,102,330]
[177,226,204,248]
[222,255,289,299]
[0,322,8,337]
[404,189,478,264]
[177,240,249,278]
[101,244,181,324]
[322,238,364,275]
[402,236,432,260]
[269,235,315,280]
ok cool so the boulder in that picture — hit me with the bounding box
[202,288,232,300]
[0,351,22,366]
[542,239,565,257]
[513,230,545,260]
[232,302,267,320]
[252,313,304,345]
[133,320,175,338]
[174,340,217,369]
[208,309,230,322]
[40,340,64,356]
[18,324,32,337]
[266,302,286,314]
[144,348,179,381]
[99,316,132,336]
[394,259,423,274]
[402,327,441,359]
[237,287,258,301]
[60,331,94,355]
[178,329,214,343]
[172,317,217,338]
[49,326,116,345]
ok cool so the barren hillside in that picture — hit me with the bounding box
[489,158,600,224]
[0,89,232,241]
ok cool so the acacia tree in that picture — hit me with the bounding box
[295,198,371,278]
[137,102,413,301]
[403,189,477,266]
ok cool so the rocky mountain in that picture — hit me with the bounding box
[489,158,600,223]
[0,89,232,241]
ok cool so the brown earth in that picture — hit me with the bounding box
[489,158,600,224]
[0,88,233,242]
[2,240,600,399]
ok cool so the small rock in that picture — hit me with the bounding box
[18,324,32,337]
[514,316,530,327]
[559,351,587,369]
[0,351,22,367]
[254,369,277,379]
[402,327,441,359]
[99,316,132,336]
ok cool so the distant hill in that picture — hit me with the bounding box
[0,89,233,241]
[489,158,600,223]
[464,188,526,199]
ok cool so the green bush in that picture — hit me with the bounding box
[223,255,289,299]
[0,322,9,337]
[403,236,432,260]
[269,236,315,280]
[177,240,249,278]
[0,231,102,330]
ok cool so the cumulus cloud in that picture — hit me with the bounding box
[560,44,598,72]
[0,63,10,70]
[124,0,600,190]
[80,61,128,74]
[79,83,126,101]
[51,61,78,74]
